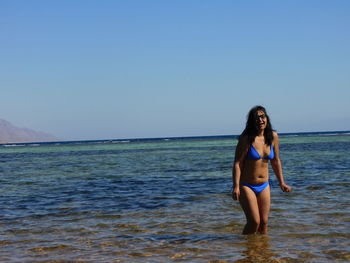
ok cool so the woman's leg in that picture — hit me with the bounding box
[239,185,260,234]
[257,185,270,234]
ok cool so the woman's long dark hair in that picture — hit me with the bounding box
[239,105,274,145]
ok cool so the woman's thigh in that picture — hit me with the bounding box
[239,185,260,222]
[257,185,271,223]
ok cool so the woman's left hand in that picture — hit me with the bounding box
[280,183,292,192]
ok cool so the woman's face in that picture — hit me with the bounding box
[256,110,267,130]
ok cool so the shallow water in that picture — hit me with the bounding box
[1,134,350,262]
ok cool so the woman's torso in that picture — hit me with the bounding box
[240,138,274,184]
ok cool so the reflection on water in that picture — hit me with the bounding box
[235,235,277,263]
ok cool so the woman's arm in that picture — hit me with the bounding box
[232,137,248,200]
[270,131,292,192]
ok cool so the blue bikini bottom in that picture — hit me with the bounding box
[241,181,269,195]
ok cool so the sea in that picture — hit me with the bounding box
[1,131,349,263]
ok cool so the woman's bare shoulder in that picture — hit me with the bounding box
[272,131,280,145]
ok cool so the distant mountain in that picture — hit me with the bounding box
[0,119,58,143]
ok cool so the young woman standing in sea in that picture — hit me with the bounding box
[232,105,292,234]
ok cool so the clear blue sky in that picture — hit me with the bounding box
[1,0,349,140]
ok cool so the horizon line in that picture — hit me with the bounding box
[1,130,350,146]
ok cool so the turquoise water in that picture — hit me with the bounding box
[1,133,350,262]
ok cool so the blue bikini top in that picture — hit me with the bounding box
[247,144,274,160]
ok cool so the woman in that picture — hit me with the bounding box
[232,105,291,234]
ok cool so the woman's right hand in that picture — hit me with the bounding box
[232,186,240,201]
